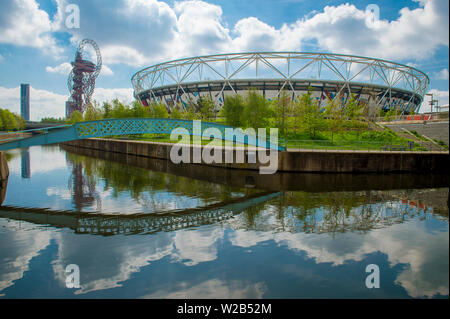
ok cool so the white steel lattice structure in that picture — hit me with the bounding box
[131,52,429,114]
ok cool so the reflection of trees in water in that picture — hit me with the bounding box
[63,151,448,228]
[235,190,446,235]
[287,191,432,234]
[64,152,258,213]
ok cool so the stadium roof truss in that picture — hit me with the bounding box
[131,52,429,113]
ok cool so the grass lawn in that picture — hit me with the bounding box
[106,123,428,151]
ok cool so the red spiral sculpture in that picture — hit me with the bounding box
[67,39,102,115]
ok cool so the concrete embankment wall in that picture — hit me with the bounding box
[0,152,8,181]
[63,138,449,173]
[0,151,9,205]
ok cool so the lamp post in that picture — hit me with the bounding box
[432,100,439,113]
[426,93,434,114]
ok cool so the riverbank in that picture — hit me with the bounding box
[62,138,449,173]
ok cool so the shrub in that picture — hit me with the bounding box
[360,130,396,142]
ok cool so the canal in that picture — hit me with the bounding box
[0,145,448,298]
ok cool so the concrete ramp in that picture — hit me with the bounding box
[384,121,449,146]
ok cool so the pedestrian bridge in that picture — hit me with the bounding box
[0,118,284,151]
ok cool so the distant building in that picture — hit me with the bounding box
[20,84,30,121]
[66,101,72,118]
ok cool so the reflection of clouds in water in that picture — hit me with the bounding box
[51,231,174,295]
[375,222,449,298]
[0,205,446,298]
[229,218,449,298]
[49,225,225,295]
[8,146,67,175]
[46,187,71,200]
[0,219,51,294]
[142,279,266,299]
[230,230,273,248]
[173,227,224,266]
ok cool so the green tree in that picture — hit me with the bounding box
[272,90,293,139]
[41,117,65,123]
[186,99,200,114]
[198,96,216,121]
[67,110,84,124]
[111,99,131,118]
[14,114,26,130]
[131,100,150,118]
[221,94,245,127]
[150,102,169,118]
[170,106,184,119]
[376,108,386,118]
[345,94,367,139]
[345,94,364,120]
[102,101,113,118]
[384,108,401,121]
[292,95,303,137]
[324,98,343,142]
[296,89,324,138]
[0,109,18,131]
[183,108,197,120]
[84,104,102,121]
[243,89,272,129]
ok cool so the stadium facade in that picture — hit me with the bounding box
[131,52,429,114]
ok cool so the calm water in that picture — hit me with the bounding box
[0,145,448,298]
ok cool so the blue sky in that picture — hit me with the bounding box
[0,0,448,120]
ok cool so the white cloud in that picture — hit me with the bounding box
[101,45,150,67]
[1,0,448,67]
[231,18,289,52]
[407,62,419,68]
[46,62,113,76]
[56,0,179,66]
[0,0,63,56]
[88,0,448,66]
[0,54,4,62]
[174,0,232,56]
[92,87,134,105]
[46,62,72,75]
[288,0,449,60]
[432,68,449,80]
[0,86,134,121]
[101,65,114,76]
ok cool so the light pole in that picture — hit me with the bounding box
[426,93,434,113]
[432,100,439,113]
